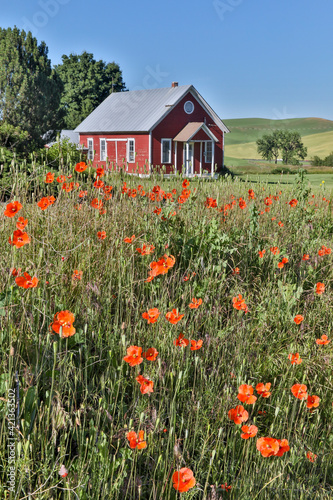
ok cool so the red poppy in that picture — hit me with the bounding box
[11,268,22,277]
[278,221,284,227]
[126,430,146,450]
[288,353,302,365]
[237,384,257,404]
[4,201,23,218]
[315,282,325,295]
[91,198,103,210]
[124,235,135,243]
[232,294,248,313]
[142,347,159,361]
[189,298,202,309]
[276,439,290,457]
[95,167,105,177]
[318,245,331,256]
[270,246,280,255]
[221,483,232,491]
[16,217,28,230]
[15,272,38,289]
[289,199,298,207]
[239,198,247,209]
[306,451,317,462]
[294,315,304,325]
[307,395,320,409]
[174,333,189,347]
[50,310,76,338]
[136,374,154,394]
[232,267,240,275]
[72,270,83,281]
[291,384,308,400]
[79,190,88,198]
[205,197,217,208]
[75,162,88,173]
[136,244,155,255]
[172,468,196,493]
[258,249,266,258]
[123,346,143,367]
[94,179,104,189]
[190,339,203,351]
[45,172,54,183]
[166,309,184,324]
[8,229,30,248]
[302,254,310,261]
[241,425,258,439]
[264,197,272,206]
[316,334,330,345]
[228,405,249,425]
[97,231,106,240]
[256,382,271,398]
[256,437,280,457]
[56,175,66,183]
[248,189,255,200]
[142,308,160,324]
[182,179,190,188]
[37,197,50,210]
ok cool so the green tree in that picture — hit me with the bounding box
[256,130,307,165]
[55,52,126,130]
[0,26,63,151]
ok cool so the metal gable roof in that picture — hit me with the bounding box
[74,84,230,134]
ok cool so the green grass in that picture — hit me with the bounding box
[1,160,333,499]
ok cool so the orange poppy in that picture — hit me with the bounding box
[270,246,280,255]
[37,197,51,210]
[289,199,298,207]
[241,425,258,439]
[221,483,232,491]
[232,267,240,275]
[136,244,155,255]
[264,197,272,206]
[291,383,308,400]
[248,189,255,200]
[174,333,189,347]
[48,195,56,205]
[62,181,75,192]
[276,439,290,457]
[45,172,54,183]
[237,384,257,404]
[136,375,154,394]
[172,468,196,493]
[256,382,271,398]
[91,198,103,210]
[75,162,88,173]
[302,254,310,261]
[123,346,143,367]
[278,257,289,268]
[126,430,146,450]
[15,272,38,289]
[4,201,23,218]
[72,270,83,281]
[16,217,28,230]
[189,298,202,309]
[288,353,302,365]
[318,245,331,256]
[11,268,22,277]
[278,221,284,227]
[50,310,76,338]
[306,451,317,462]
[190,339,203,351]
[8,229,30,248]
[258,249,266,258]
[142,308,160,324]
[315,282,325,295]
[124,235,135,243]
[142,347,159,361]
[97,231,106,240]
[182,179,190,188]
[256,437,280,457]
[94,179,105,189]
[228,405,249,425]
[56,175,66,183]
[316,334,330,345]
[239,198,247,209]
[79,190,88,198]
[166,309,184,324]
[294,315,304,325]
[103,185,113,194]
[205,197,217,208]
[232,294,248,313]
[95,167,105,177]
[307,395,320,409]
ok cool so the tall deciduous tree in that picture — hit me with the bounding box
[256,130,307,165]
[0,26,63,150]
[55,52,126,130]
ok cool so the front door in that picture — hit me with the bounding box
[184,142,194,175]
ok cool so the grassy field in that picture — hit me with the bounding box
[1,161,333,499]
[224,117,333,160]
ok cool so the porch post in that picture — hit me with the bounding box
[186,141,189,176]
[174,142,177,175]
[200,141,202,177]
[211,142,215,178]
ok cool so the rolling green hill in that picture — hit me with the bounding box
[224,117,333,159]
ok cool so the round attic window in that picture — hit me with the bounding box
[184,101,194,114]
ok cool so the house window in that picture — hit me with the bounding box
[87,138,94,160]
[184,101,194,114]
[161,138,172,164]
[205,141,213,163]
[127,138,135,163]
[100,139,106,161]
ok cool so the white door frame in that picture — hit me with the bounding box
[183,141,194,175]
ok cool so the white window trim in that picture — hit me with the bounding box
[184,100,194,114]
[127,138,135,163]
[100,138,106,161]
[87,138,94,160]
[204,141,213,164]
[161,138,172,164]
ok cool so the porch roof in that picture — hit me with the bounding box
[173,122,218,142]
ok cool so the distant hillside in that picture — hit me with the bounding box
[224,117,333,159]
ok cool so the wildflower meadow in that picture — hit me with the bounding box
[0,161,333,499]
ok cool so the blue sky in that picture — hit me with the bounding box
[3,0,333,120]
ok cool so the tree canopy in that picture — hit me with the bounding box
[256,130,307,165]
[55,52,126,130]
[0,26,63,151]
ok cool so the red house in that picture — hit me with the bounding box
[75,82,229,176]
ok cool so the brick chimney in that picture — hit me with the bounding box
[171,82,178,88]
